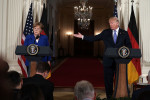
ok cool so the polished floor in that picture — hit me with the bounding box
[53,86,134,100]
[53,87,106,100]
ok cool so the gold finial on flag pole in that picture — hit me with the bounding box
[114,0,117,5]
[131,0,134,5]
[43,0,46,4]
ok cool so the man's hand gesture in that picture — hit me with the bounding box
[73,32,83,39]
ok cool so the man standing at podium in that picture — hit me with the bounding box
[73,17,132,98]
[24,22,51,75]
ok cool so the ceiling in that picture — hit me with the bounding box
[59,0,114,9]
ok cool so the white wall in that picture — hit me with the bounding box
[139,0,150,82]
[0,0,23,73]
[0,0,8,58]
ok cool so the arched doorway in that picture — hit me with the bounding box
[74,20,94,56]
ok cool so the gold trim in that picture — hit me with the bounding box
[118,46,130,58]
[27,44,39,55]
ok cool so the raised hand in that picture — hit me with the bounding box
[73,32,83,39]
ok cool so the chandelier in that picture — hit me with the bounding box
[74,0,93,29]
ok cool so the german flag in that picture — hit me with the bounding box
[127,5,141,84]
[40,4,49,37]
[40,4,51,79]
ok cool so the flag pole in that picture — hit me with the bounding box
[113,0,118,18]
[114,0,117,5]
[42,0,46,6]
[131,0,134,5]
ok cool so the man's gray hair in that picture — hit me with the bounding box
[148,70,150,82]
[74,80,95,100]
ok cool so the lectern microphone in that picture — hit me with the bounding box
[34,35,40,44]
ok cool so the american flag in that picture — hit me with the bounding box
[113,2,118,17]
[18,3,33,77]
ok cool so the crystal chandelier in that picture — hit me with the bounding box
[74,0,93,29]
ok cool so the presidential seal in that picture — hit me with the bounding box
[118,46,130,58]
[27,44,38,55]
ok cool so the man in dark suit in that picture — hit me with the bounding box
[132,71,150,100]
[23,62,54,100]
[73,17,132,98]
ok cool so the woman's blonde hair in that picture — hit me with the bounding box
[33,22,44,30]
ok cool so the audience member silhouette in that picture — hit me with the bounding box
[20,84,44,100]
[137,90,150,100]
[0,58,9,74]
[23,62,54,100]
[0,58,12,100]
[132,70,150,100]
[7,71,23,100]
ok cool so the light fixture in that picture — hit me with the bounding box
[74,0,93,29]
[65,32,72,56]
[66,32,72,36]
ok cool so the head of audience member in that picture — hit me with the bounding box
[146,70,150,84]
[74,80,96,100]
[0,58,12,100]
[36,62,51,79]
[7,71,23,89]
[33,22,44,37]
[0,58,9,74]
[20,84,44,100]
[109,17,119,30]
[137,90,150,100]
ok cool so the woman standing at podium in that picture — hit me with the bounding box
[24,22,51,75]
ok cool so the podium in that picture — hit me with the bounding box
[105,47,141,98]
[15,45,51,77]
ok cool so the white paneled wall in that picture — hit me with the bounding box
[139,0,150,78]
[118,0,129,30]
[7,0,23,60]
[0,0,23,72]
[6,0,23,72]
[0,0,8,58]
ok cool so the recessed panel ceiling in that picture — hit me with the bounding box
[61,0,113,9]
